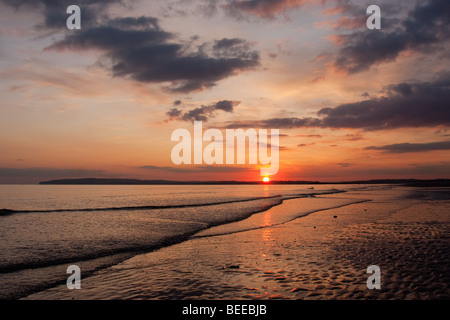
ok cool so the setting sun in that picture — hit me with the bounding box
[263,177,270,183]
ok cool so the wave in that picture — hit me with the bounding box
[0,195,283,215]
[0,189,346,274]
[0,189,345,216]
[0,197,288,274]
[0,229,200,274]
[0,187,351,299]
[193,198,371,239]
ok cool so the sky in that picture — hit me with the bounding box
[0,0,449,183]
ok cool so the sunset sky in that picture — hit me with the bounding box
[1,0,449,183]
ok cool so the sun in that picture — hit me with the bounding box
[263,177,270,183]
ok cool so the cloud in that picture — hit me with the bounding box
[258,142,288,151]
[343,133,365,141]
[366,141,450,153]
[46,16,260,93]
[166,108,183,120]
[223,0,312,19]
[1,0,126,29]
[0,167,109,184]
[317,76,450,129]
[224,117,321,129]
[212,38,256,59]
[6,1,261,94]
[167,100,241,122]
[222,75,450,130]
[331,31,409,74]
[48,22,171,51]
[294,161,450,180]
[320,0,405,31]
[213,100,239,112]
[368,162,450,177]
[181,106,214,122]
[336,163,351,167]
[140,165,195,173]
[296,134,322,138]
[140,165,256,173]
[330,0,450,74]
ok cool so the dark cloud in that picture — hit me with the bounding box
[223,0,311,19]
[331,0,450,73]
[213,38,247,50]
[49,25,172,51]
[224,117,321,129]
[46,18,259,92]
[222,75,450,130]
[166,108,182,120]
[109,16,160,30]
[366,141,450,153]
[1,0,125,29]
[181,106,213,122]
[332,32,409,74]
[336,163,351,167]
[212,38,257,59]
[323,0,403,31]
[167,100,240,122]
[317,77,450,129]
[214,100,238,112]
[5,0,260,93]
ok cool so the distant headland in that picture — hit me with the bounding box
[38,178,450,187]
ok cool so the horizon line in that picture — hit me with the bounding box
[27,177,450,186]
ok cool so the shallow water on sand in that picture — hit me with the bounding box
[0,184,367,299]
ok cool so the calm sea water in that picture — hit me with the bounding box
[0,184,358,299]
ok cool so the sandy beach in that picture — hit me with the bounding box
[24,186,450,300]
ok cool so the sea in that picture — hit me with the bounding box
[0,183,378,299]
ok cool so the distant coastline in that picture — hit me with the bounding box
[38,178,450,187]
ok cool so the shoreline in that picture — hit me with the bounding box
[23,186,450,300]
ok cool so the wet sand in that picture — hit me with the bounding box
[25,187,450,300]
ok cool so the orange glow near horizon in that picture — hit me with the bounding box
[1,2,449,185]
